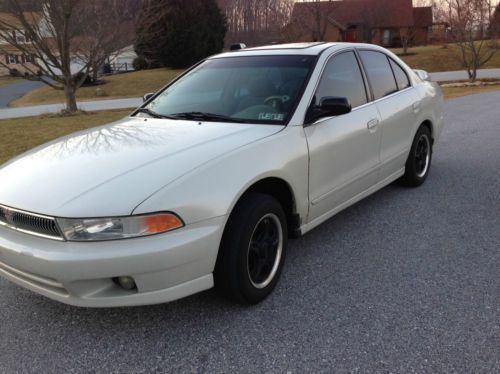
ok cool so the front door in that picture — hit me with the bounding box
[305,51,382,222]
[343,29,357,43]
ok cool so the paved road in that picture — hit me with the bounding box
[430,68,500,82]
[0,79,44,109]
[0,91,499,373]
[0,97,142,120]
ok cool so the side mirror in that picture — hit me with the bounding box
[306,97,352,124]
[143,92,155,102]
[319,97,352,115]
[414,69,431,82]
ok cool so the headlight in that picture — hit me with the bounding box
[57,213,184,242]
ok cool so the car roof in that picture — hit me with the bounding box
[211,42,386,59]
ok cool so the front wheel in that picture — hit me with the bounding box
[400,125,433,187]
[215,193,287,304]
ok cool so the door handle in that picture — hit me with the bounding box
[367,119,379,130]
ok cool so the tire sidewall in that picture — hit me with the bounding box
[217,193,288,304]
[405,126,433,186]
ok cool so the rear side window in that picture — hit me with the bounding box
[389,59,411,90]
[359,50,398,100]
[315,51,368,108]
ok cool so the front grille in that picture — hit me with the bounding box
[0,205,63,240]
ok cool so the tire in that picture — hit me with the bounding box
[215,193,288,304]
[400,125,433,187]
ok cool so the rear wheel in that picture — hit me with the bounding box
[215,193,287,304]
[401,125,433,187]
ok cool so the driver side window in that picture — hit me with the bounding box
[316,51,368,109]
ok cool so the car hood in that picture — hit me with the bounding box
[0,117,283,217]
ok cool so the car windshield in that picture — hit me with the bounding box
[142,55,317,125]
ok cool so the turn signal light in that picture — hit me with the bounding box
[143,214,184,234]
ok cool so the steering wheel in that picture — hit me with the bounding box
[264,95,290,110]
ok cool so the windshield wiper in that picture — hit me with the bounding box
[171,112,250,123]
[135,108,178,120]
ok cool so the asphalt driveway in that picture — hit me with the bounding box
[0,79,44,108]
[0,91,499,373]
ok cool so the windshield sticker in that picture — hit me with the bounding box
[259,113,285,121]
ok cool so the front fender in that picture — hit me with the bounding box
[133,126,310,225]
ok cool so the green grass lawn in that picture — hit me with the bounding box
[0,109,130,165]
[391,42,500,73]
[10,68,183,107]
[0,77,20,88]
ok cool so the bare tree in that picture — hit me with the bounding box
[220,0,295,46]
[399,28,415,55]
[293,0,337,42]
[357,2,389,44]
[0,0,136,112]
[304,0,329,41]
[490,2,500,37]
[0,0,82,111]
[71,0,138,82]
[400,1,434,55]
[442,0,498,81]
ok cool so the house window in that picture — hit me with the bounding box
[382,30,391,45]
[14,31,26,44]
[7,55,17,64]
[25,54,35,63]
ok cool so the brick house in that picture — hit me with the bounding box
[412,6,433,45]
[284,0,433,48]
[0,12,42,76]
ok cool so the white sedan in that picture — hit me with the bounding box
[0,43,444,307]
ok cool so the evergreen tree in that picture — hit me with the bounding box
[135,0,227,69]
[493,4,500,37]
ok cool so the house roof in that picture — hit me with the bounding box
[0,12,42,30]
[413,7,433,28]
[291,0,417,29]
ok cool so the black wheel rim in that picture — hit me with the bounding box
[415,134,430,178]
[247,213,283,289]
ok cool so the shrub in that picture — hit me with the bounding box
[133,56,149,71]
[74,72,94,87]
[9,68,21,77]
[135,0,227,69]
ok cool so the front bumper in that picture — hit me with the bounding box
[0,216,225,307]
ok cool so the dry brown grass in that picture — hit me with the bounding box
[441,84,500,99]
[391,42,500,73]
[10,68,182,107]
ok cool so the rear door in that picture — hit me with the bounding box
[305,50,382,222]
[358,50,422,180]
